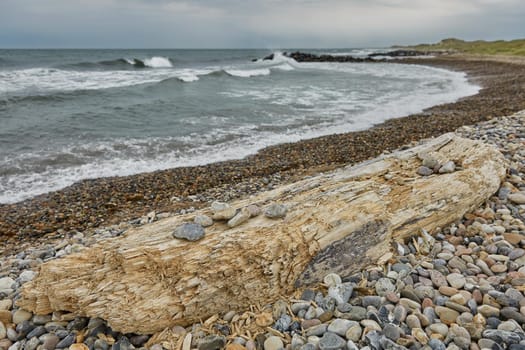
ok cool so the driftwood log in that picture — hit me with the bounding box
[19,134,506,334]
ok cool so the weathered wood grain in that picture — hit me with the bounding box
[18,133,506,334]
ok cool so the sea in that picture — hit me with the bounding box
[0,49,480,204]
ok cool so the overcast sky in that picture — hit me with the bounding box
[1,0,524,48]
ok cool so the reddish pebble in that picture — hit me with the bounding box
[448,236,464,245]
[484,258,495,267]
[301,319,321,329]
[438,286,458,297]
[385,292,400,303]
[422,298,434,309]
[491,264,507,273]
[472,289,483,304]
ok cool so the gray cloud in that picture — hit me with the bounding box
[0,0,523,48]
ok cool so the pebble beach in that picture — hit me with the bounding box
[1,57,525,350]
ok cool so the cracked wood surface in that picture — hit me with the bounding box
[18,133,506,334]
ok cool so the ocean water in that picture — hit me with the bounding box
[0,49,480,204]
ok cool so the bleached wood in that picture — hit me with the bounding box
[18,133,506,334]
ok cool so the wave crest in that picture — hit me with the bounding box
[224,68,271,78]
[143,56,173,68]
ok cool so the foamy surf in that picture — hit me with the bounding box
[143,56,173,68]
[0,49,481,204]
[224,68,271,77]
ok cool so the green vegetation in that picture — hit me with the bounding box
[399,38,525,56]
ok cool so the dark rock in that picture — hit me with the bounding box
[112,336,133,350]
[198,335,226,350]
[26,325,46,339]
[15,321,35,339]
[93,339,109,350]
[301,289,316,301]
[255,334,266,350]
[486,317,502,329]
[56,333,76,348]
[482,329,522,344]
[214,324,230,336]
[509,345,525,350]
[501,307,525,324]
[68,317,89,331]
[130,335,150,347]
[88,324,108,337]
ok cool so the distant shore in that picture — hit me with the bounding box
[2,55,525,243]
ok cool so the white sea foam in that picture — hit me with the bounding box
[0,67,215,94]
[225,68,271,77]
[0,61,481,204]
[143,56,173,68]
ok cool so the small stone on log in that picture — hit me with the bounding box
[172,223,205,241]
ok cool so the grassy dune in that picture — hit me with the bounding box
[400,38,525,56]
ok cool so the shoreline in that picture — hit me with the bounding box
[1,109,525,349]
[2,55,525,242]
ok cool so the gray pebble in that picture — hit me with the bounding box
[375,278,395,296]
[422,156,439,170]
[318,332,346,350]
[483,329,522,344]
[273,315,292,333]
[264,204,288,219]
[44,322,66,333]
[264,336,284,350]
[362,296,382,309]
[301,289,316,302]
[25,337,40,350]
[228,208,251,228]
[417,166,433,176]
[291,302,311,314]
[56,333,75,348]
[26,326,46,339]
[94,338,109,350]
[439,161,456,174]
[383,323,401,341]
[299,344,316,350]
[112,336,133,350]
[67,317,88,331]
[428,339,446,350]
[501,307,525,324]
[306,324,327,337]
[328,283,353,306]
[194,215,213,227]
[173,223,205,241]
[393,305,407,323]
[291,334,306,350]
[326,319,354,337]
